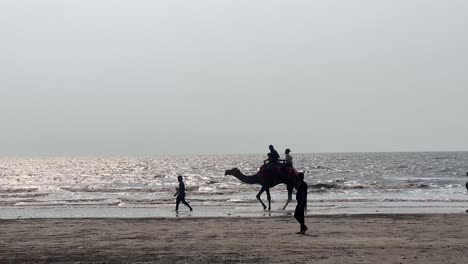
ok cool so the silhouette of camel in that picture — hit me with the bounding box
[225,167,298,211]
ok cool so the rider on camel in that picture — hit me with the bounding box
[268,145,280,166]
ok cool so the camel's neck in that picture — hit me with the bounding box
[232,171,261,184]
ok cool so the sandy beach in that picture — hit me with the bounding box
[0,214,467,264]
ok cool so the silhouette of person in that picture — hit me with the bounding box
[284,148,293,167]
[464,173,467,212]
[263,153,272,167]
[294,172,308,234]
[269,145,280,165]
[174,175,193,212]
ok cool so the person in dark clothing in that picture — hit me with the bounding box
[174,175,193,212]
[263,153,271,165]
[294,172,308,234]
[269,145,280,165]
[464,173,468,212]
[284,148,293,167]
[263,153,272,167]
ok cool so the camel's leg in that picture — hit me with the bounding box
[256,186,267,210]
[282,186,293,210]
[265,188,271,211]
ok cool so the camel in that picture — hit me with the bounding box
[224,166,298,211]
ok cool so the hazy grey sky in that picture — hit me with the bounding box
[1,0,467,155]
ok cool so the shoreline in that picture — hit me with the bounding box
[1,213,467,263]
[1,200,467,219]
[1,212,468,221]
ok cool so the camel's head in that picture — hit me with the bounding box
[225,168,240,176]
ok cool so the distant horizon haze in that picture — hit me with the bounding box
[1,0,467,156]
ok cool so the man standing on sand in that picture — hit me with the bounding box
[465,180,468,213]
[294,172,308,234]
[174,175,193,212]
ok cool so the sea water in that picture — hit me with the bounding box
[1,152,467,218]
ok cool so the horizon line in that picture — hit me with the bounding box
[0,150,467,158]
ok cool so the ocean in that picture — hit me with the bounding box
[1,152,467,218]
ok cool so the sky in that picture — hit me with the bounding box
[1,0,467,156]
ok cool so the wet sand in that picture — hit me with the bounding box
[0,214,467,264]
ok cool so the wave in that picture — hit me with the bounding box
[60,187,164,193]
[315,165,332,170]
[0,201,17,206]
[2,196,467,208]
[0,193,49,198]
[433,156,451,160]
[57,182,441,195]
[315,198,468,203]
[118,197,242,204]
[309,182,435,190]
[118,198,172,204]
[0,188,38,193]
[62,198,107,203]
[14,201,122,207]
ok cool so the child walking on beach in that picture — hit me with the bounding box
[174,175,193,212]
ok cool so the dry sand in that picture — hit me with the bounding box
[0,214,467,264]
